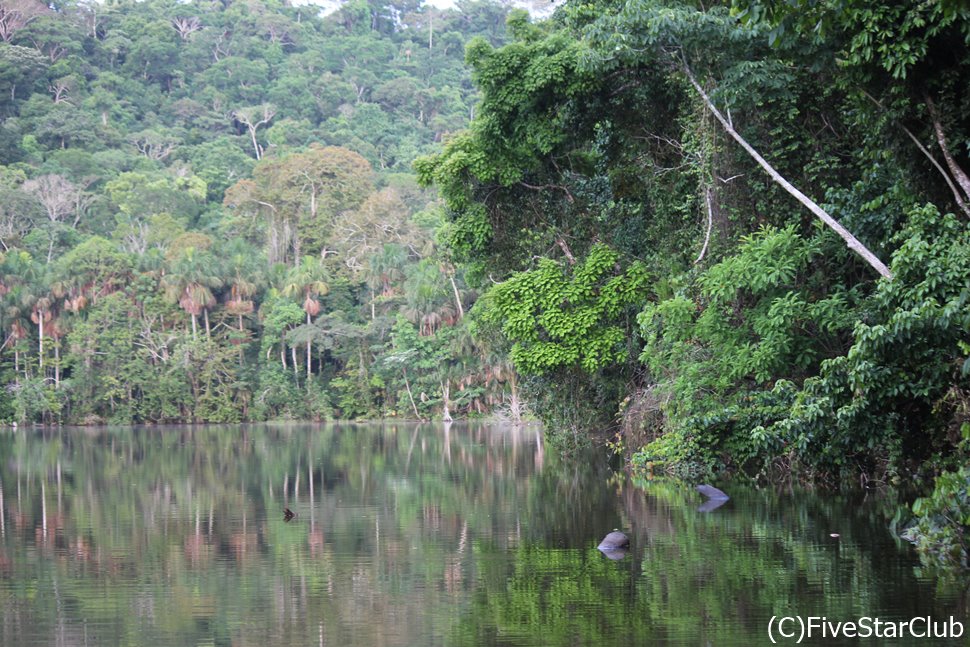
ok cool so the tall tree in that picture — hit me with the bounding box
[162,246,223,340]
[232,103,276,160]
[282,255,329,385]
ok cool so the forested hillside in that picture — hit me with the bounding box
[0,0,516,424]
[418,0,970,523]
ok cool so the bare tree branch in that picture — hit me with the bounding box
[682,59,892,279]
[925,94,970,206]
[862,91,970,219]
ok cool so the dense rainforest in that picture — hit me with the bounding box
[1,0,970,567]
[415,0,970,566]
[0,0,519,426]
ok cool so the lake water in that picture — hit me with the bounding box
[0,422,966,646]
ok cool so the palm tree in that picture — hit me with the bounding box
[0,287,29,384]
[282,256,329,384]
[161,247,224,340]
[4,252,53,379]
[221,240,263,362]
[365,243,407,320]
[30,294,53,373]
[403,259,455,336]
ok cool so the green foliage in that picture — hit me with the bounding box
[906,465,970,572]
[746,206,970,478]
[482,244,649,374]
[632,226,858,474]
[10,377,62,425]
[733,0,970,79]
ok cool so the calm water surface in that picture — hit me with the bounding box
[0,423,966,646]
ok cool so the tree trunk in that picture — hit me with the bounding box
[203,308,211,339]
[238,314,245,365]
[449,274,464,319]
[863,91,970,218]
[683,61,892,279]
[925,94,970,204]
[38,314,43,370]
[190,313,198,340]
[403,368,421,419]
[440,380,452,422]
[54,340,59,388]
[248,126,261,160]
[306,319,312,389]
[509,370,521,425]
[695,186,714,264]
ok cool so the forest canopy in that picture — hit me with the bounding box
[0,0,517,425]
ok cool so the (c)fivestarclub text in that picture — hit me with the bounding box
[768,616,964,643]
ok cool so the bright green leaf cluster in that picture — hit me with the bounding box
[482,244,648,375]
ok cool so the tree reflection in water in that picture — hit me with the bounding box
[0,423,963,647]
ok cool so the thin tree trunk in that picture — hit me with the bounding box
[683,61,892,279]
[509,370,521,424]
[306,313,312,386]
[54,340,59,388]
[281,348,287,371]
[249,126,261,160]
[925,94,970,203]
[440,380,452,421]
[38,315,43,370]
[204,308,211,339]
[238,314,245,365]
[555,236,576,265]
[863,91,970,218]
[190,313,198,340]
[449,274,464,319]
[403,368,421,419]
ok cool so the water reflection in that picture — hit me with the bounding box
[0,423,965,647]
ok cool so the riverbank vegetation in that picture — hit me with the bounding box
[415,0,970,566]
[418,0,970,481]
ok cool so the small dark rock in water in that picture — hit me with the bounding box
[696,484,729,501]
[283,507,295,522]
[598,531,630,550]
